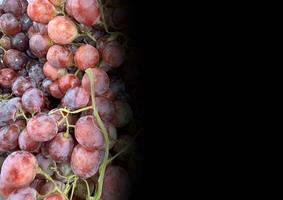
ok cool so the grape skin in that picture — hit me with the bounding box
[6,187,37,200]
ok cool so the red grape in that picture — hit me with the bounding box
[20,13,32,31]
[74,44,99,70]
[96,96,115,122]
[102,42,125,68]
[82,68,110,95]
[0,124,21,151]
[29,34,53,58]
[12,76,35,97]
[71,144,103,178]
[27,0,57,24]
[7,187,37,200]
[3,49,28,71]
[47,16,78,45]
[49,81,64,99]
[43,62,67,81]
[35,154,54,177]
[47,45,74,68]
[0,68,17,88]
[2,0,26,19]
[0,13,21,36]
[75,115,104,150]
[0,98,22,127]
[0,151,38,188]
[11,32,29,51]
[48,132,74,163]
[27,62,45,86]
[18,129,41,152]
[0,179,15,198]
[61,87,90,110]
[27,22,48,38]
[101,165,130,200]
[112,101,133,127]
[14,119,27,130]
[58,74,80,94]
[66,0,100,26]
[43,193,65,200]
[22,88,44,113]
[27,113,58,142]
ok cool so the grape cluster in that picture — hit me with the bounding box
[0,0,138,199]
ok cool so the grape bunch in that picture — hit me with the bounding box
[0,0,140,199]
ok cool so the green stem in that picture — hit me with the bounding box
[69,177,78,200]
[36,167,63,194]
[82,179,91,198]
[86,32,97,42]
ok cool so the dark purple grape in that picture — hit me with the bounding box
[0,68,17,88]
[20,13,33,31]
[0,13,21,36]
[2,0,25,19]
[3,49,28,71]
[12,32,29,51]
[41,79,52,95]
[0,36,12,50]
[27,62,45,86]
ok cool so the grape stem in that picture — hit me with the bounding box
[69,177,78,200]
[85,68,110,200]
[36,167,63,194]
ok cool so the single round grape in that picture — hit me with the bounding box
[71,144,103,179]
[47,45,74,68]
[35,154,54,177]
[2,0,25,19]
[0,68,17,88]
[27,113,58,142]
[96,96,115,122]
[3,49,28,71]
[82,68,110,95]
[27,62,45,86]
[101,165,130,200]
[11,32,29,51]
[74,179,94,199]
[29,34,53,58]
[27,22,48,38]
[18,129,41,152]
[75,115,104,150]
[74,44,99,70]
[112,101,133,128]
[0,97,22,127]
[20,13,33,31]
[61,87,90,110]
[43,62,67,81]
[102,42,125,68]
[7,187,37,200]
[48,132,74,163]
[0,124,21,151]
[27,0,57,24]
[30,178,45,192]
[22,88,44,114]
[66,0,100,26]
[48,16,78,45]
[43,193,65,200]
[49,81,64,99]
[0,13,21,36]
[0,36,11,50]
[58,74,80,94]
[0,151,38,188]
[12,76,34,97]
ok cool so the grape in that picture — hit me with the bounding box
[20,13,32,31]
[14,119,26,130]
[22,88,44,113]
[74,44,99,70]
[27,22,48,38]
[43,193,65,200]
[74,179,94,199]
[40,142,50,158]
[75,115,104,150]
[47,16,78,45]
[27,62,45,86]
[30,178,45,192]
[7,187,37,200]
[66,0,100,26]
[48,132,74,163]
[0,179,15,198]
[96,96,115,122]
[49,81,64,99]
[101,89,115,101]
[61,87,90,110]
[101,165,130,200]
[11,32,29,51]
[35,154,54,177]
[27,0,57,24]
[42,78,53,95]
[0,151,38,188]
[43,62,67,81]
[0,36,11,50]
[55,162,73,182]
[0,124,20,151]
[12,76,34,97]
[0,13,21,36]
[29,34,53,58]
[105,122,117,149]
[18,129,41,152]
[26,113,58,142]
[82,68,110,95]
[0,97,22,127]
[102,42,125,68]
[71,144,103,178]
[58,74,80,94]
[2,0,25,19]
[3,49,28,71]
[40,181,65,195]
[112,101,133,127]
[0,68,17,88]
[47,45,74,68]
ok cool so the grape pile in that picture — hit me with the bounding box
[0,0,140,199]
